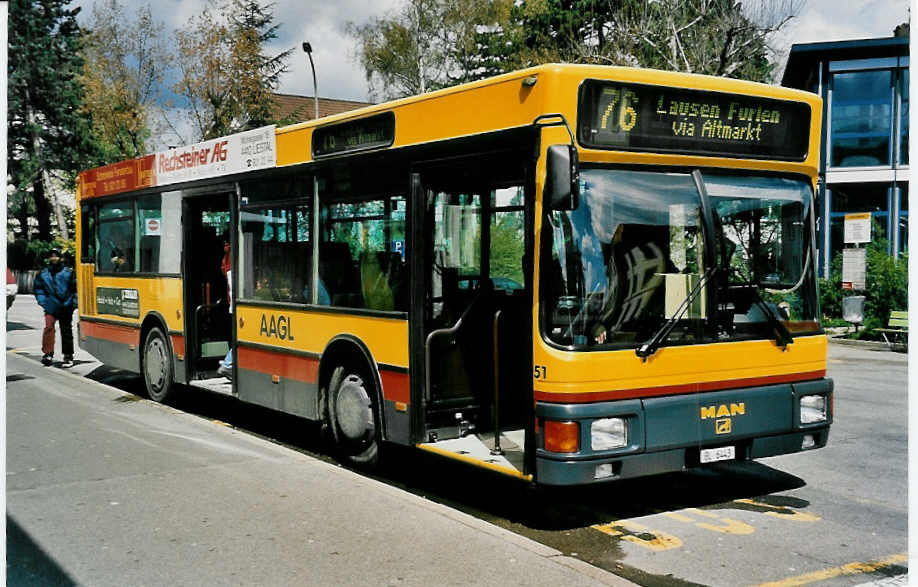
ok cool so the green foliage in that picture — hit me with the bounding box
[174,0,292,141]
[8,238,76,271]
[346,0,512,100]
[475,0,796,84]
[490,215,525,284]
[9,0,105,240]
[820,239,908,326]
[80,0,169,161]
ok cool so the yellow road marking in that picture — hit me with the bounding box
[751,553,907,587]
[592,521,683,552]
[734,499,821,522]
[663,508,757,535]
[663,512,695,523]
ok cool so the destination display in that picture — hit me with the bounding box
[578,80,811,161]
[313,112,395,157]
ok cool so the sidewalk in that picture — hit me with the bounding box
[6,296,634,586]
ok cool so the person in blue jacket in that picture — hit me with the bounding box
[34,249,77,368]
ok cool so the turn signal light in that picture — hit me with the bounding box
[544,420,579,453]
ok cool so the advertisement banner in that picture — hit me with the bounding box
[96,287,140,318]
[154,125,276,186]
[81,155,156,198]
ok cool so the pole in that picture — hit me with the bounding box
[302,42,319,120]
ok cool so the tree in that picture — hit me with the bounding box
[174,0,292,141]
[228,0,293,129]
[346,0,512,101]
[477,0,802,84]
[80,0,170,161]
[9,0,102,241]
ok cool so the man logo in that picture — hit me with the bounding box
[700,403,745,420]
[715,418,732,435]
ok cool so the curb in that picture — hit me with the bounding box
[827,335,900,352]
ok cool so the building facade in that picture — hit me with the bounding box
[782,36,909,277]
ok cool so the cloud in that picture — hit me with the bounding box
[72,0,400,102]
[72,0,910,102]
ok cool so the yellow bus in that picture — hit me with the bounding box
[76,64,832,485]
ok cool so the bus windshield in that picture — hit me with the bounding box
[542,168,819,350]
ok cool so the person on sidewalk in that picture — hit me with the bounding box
[34,249,78,368]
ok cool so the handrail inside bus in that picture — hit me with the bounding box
[423,292,488,405]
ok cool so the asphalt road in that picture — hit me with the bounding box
[5,295,909,586]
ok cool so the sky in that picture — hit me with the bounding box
[70,0,910,103]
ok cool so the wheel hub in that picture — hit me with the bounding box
[335,375,374,443]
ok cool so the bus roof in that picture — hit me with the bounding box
[78,64,821,199]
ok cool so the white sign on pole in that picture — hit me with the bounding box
[842,247,867,290]
[843,212,871,244]
[154,125,276,186]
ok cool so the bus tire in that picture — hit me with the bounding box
[143,327,175,403]
[327,365,380,467]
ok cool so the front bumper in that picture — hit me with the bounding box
[535,378,833,486]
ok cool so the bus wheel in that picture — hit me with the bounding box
[327,366,379,467]
[143,327,175,403]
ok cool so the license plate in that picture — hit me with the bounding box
[700,446,735,464]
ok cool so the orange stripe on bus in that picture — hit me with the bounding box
[80,320,140,346]
[534,370,827,403]
[237,345,410,403]
[380,370,410,404]
[238,346,319,384]
[170,335,185,356]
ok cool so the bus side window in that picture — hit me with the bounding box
[80,203,96,263]
[97,201,134,273]
[319,196,405,311]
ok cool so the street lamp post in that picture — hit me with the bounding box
[302,42,319,120]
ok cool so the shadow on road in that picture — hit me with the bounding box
[7,515,77,586]
[98,378,810,535]
[46,353,812,537]
[6,321,34,332]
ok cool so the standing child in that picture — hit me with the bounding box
[34,249,77,368]
[217,237,233,379]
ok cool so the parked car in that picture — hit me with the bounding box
[7,268,17,309]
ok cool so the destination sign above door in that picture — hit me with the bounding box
[577,80,811,161]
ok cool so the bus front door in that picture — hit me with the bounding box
[422,187,491,438]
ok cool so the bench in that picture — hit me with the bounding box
[875,310,908,350]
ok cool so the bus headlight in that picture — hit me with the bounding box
[799,395,827,424]
[591,418,627,450]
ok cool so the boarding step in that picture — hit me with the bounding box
[419,429,528,479]
[188,377,235,397]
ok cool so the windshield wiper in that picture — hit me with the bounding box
[730,270,794,349]
[636,266,716,361]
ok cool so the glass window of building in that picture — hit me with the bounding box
[899,185,908,254]
[899,69,909,165]
[830,70,893,167]
[828,183,890,262]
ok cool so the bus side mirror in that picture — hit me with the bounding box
[545,144,579,210]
